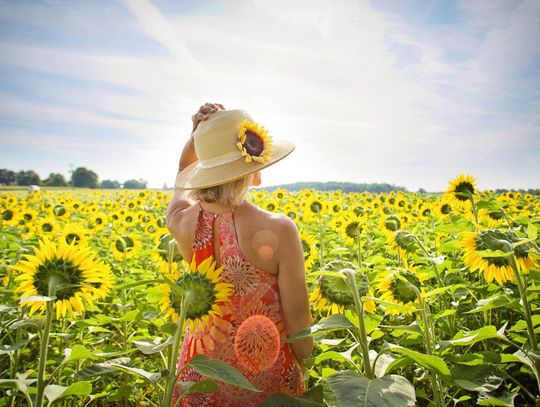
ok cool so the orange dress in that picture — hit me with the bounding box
[172,202,305,406]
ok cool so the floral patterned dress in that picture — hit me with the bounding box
[172,201,305,406]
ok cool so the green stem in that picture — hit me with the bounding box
[35,300,54,407]
[357,231,363,269]
[412,284,445,407]
[162,298,188,407]
[506,248,540,392]
[344,270,372,379]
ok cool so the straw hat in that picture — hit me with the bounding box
[175,109,295,190]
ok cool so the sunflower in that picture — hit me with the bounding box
[460,229,537,285]
[236,119,274,163]
[387,230,417,259]
[35,216,59,235]
[299,229,318,272]
[310,265,374,316]
[90,212,108,230]
[445,173,478,207]
[283,203,299,220]
[110,232,142,260]
[57,222,90,246]
[12,236,113,320]
[339,212,367,246]
[378,214,402,240]
[263,199,279,213]
[303,196,327,222]
[375,267,426,315]
[157,255,233,333]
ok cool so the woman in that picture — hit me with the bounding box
[165,103,314,406]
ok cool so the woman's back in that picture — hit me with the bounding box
[173,200,283,275]
[171,200,306,406]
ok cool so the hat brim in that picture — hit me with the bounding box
[175,139,295,190]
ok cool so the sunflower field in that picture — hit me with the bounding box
[1,174,539,406]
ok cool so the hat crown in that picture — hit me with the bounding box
[193,109,252,165]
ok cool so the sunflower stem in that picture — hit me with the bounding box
[35,299,54,407]
[162,296,188,407]
[468,192,478,224]
[411,283,445,407]
[356,230,363,269]
[344,269,373,379]
[503,242,540,392]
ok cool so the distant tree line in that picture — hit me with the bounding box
[0,168,147,189]
[260,181,409,193]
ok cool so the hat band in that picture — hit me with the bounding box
[199,150,243,168]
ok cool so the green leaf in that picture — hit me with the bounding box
[187,354,259,392]
[451,365,503,392]
[44,381,92,404]
[284,314,355,343]
[477,391,518,406]
[315,343,359,369]
[64,345,98,363]
[19,295,55,304]
[179,380,219,395]
[466,296,517,314]
[132,337,174,355]
[73,357,131,380]
[257,391,323,406]
[527,223,538,241]
[439,326,505,349]
[109,364,161,385]
[475,249,512,258]
[0,337,29,354]
[118,309,142,321]
[327,370,416,407]
[384,344,451,380]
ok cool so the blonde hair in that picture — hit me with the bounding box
[189,172,256,206]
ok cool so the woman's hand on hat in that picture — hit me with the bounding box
[191,102,225,133]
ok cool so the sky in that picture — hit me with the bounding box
[0,0,539,192]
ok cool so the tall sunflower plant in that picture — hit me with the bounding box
[287,260,417,406]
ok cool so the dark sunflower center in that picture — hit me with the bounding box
[319,272,368,307]
[42,223,53,232]
[267,203,275,211]
[243,131,264,156]
[125,216,133,223]
[23,213,33,221]
[345,221,361,239]
[2,209,13,221]
[115,236,135,253]
[171,273,217,320]
[440,203,451,215]
[310,201,322,213]
[487,210,503,220]
[95,217,103,225]
[384,216,401,232]
[66,233,81,245]
[33,258,83,300]
[54,205,66,216]
[454,182,475,201]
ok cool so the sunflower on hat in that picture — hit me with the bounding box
[236,119,274,163]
